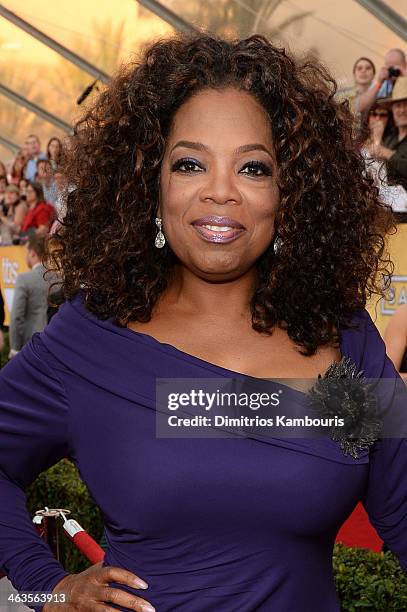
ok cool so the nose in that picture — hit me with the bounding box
[198,165,242,206]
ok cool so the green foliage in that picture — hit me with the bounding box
[25,461,407,610]
[333,543,407,611]
[26,459,104,574]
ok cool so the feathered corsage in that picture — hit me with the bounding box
[307,357,382,459]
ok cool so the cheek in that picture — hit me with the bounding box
[245,183,280,222]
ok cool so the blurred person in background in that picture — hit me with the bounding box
[46,137,62,171]
[367,77,407,190]
[8,235,49,358]
[377,48,407,99]
[362,103,407,211]
[347,57,376,115]
[20,181,55,237]
[18,177,28,201]
[24,134,47,181]
[36,158,58,206]
[0,162,7,178]
[339,57,388,126]
[384,304,407,383]
[9,150,27,186]
[1,184,28,233]
[0,176,8,210]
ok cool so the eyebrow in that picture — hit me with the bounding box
[170,140,273,157]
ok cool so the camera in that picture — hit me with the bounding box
[388,66,401,78]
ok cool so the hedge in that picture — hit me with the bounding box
[24,458,407,611]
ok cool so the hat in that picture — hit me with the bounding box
[378,76,407,105]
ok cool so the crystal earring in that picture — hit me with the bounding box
[273,235,282,254]
[154,217,165,248]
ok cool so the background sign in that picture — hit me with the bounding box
[366,223,407,337]
[0,246,29,326]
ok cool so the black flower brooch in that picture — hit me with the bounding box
[307,357,382,459]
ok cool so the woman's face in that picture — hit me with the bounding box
[159,87,280,282]
[4,191,19,206]
[19,179,28,194]
[368,107,389,130]
[48,139,60,159]
[37,161,52,179]
[354,60,374,86]
[26,184,37,204]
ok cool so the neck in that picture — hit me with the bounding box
[356,82,370,94]
[155,264,259,323]
[399,127,407,140]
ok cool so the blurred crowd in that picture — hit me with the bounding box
[340,47,407,212]
[0,133,66,360]
[0,134,66,246]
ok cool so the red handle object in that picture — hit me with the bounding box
[62,518,105,564]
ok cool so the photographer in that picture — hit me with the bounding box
[366,77,407,189]
[377,48,407,99]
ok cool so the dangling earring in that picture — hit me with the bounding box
[154,217,166,248]
[273,234,282,254]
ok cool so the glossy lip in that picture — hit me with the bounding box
[192,224,245,243]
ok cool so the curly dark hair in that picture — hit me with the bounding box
[49,33,396,356]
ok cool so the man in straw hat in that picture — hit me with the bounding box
[367,76,407,189]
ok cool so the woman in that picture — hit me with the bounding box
[0,161,7,179]
[362,103,407,211]
[46,137,62,171]
[18,177,28,201]
[36,158,58,206]
[20,181,55,237]
[339,57,387,127]
[0,184,27,243]
[0,34,406,612]
[9,150,27,185]
[362,104,407,212]
[0,175,7,211]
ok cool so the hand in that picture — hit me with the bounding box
[377,66,389,83]
[369,119,385,145]
[42,561,155,612]
[367,142,395,161]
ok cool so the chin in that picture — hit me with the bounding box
[190,254,247,280]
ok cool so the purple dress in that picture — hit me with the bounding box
[0,292,406,611]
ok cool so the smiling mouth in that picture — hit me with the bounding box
[191,224,246,243]
[191,214,246,243]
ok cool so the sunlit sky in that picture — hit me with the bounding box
[0,0,172,64]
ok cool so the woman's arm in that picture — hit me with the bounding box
[0,334,72,610]
[383,305,407,370]
[13,202,28,232]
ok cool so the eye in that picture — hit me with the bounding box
[171,158,204,173]
[240,161,273,177]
